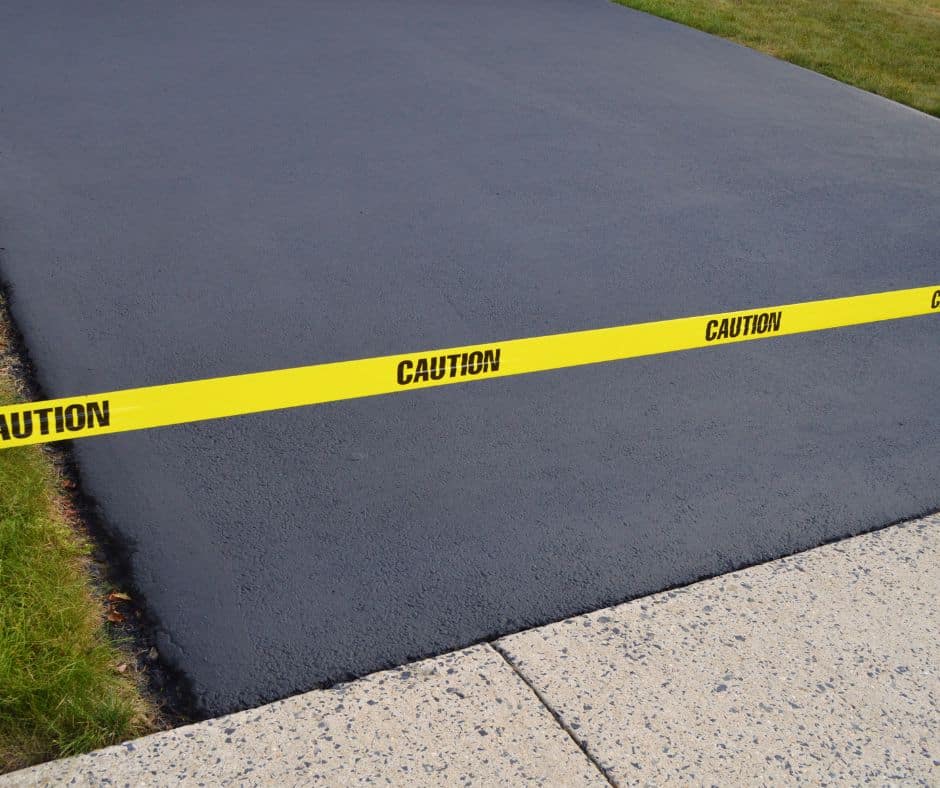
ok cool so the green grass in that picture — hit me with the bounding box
[0,374,153,771]
[614,0,940,117]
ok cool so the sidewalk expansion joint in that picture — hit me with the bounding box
[488,642,619,788]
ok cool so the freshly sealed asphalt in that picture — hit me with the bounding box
[1,0,938,716]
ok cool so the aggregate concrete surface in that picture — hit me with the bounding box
[498,515,940,784]
[0,0,938,715]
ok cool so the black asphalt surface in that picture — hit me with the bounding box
[1,0,938,716]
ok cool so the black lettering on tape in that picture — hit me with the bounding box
[483,348,500,373]
[706,311,782,342]
[0,399,111,442]
[413,358,429,383]
[34,407,53,435]
[397,360,413,385]
[428,356,446,381]
[11,411,33,439]
[87,400,110,428]
[64,404,86,431]
[396,347,502,386]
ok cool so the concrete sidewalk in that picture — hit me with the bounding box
[9,515,938,786]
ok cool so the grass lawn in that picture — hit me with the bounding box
[0,313,154,771]
[614,0,940,117]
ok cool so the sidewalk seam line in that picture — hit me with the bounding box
[488,642,619,788]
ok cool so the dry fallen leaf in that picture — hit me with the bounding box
[106,610,125,624]
[108,591,132,602]
[116,663,128,673]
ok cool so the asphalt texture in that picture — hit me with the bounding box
[1,0,938,716]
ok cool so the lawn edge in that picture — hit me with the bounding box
[611,0,940,120]
[0,291,169,772]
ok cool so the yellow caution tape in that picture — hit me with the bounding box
[1,285,938,448]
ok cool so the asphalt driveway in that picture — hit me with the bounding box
[1,0,938,715]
